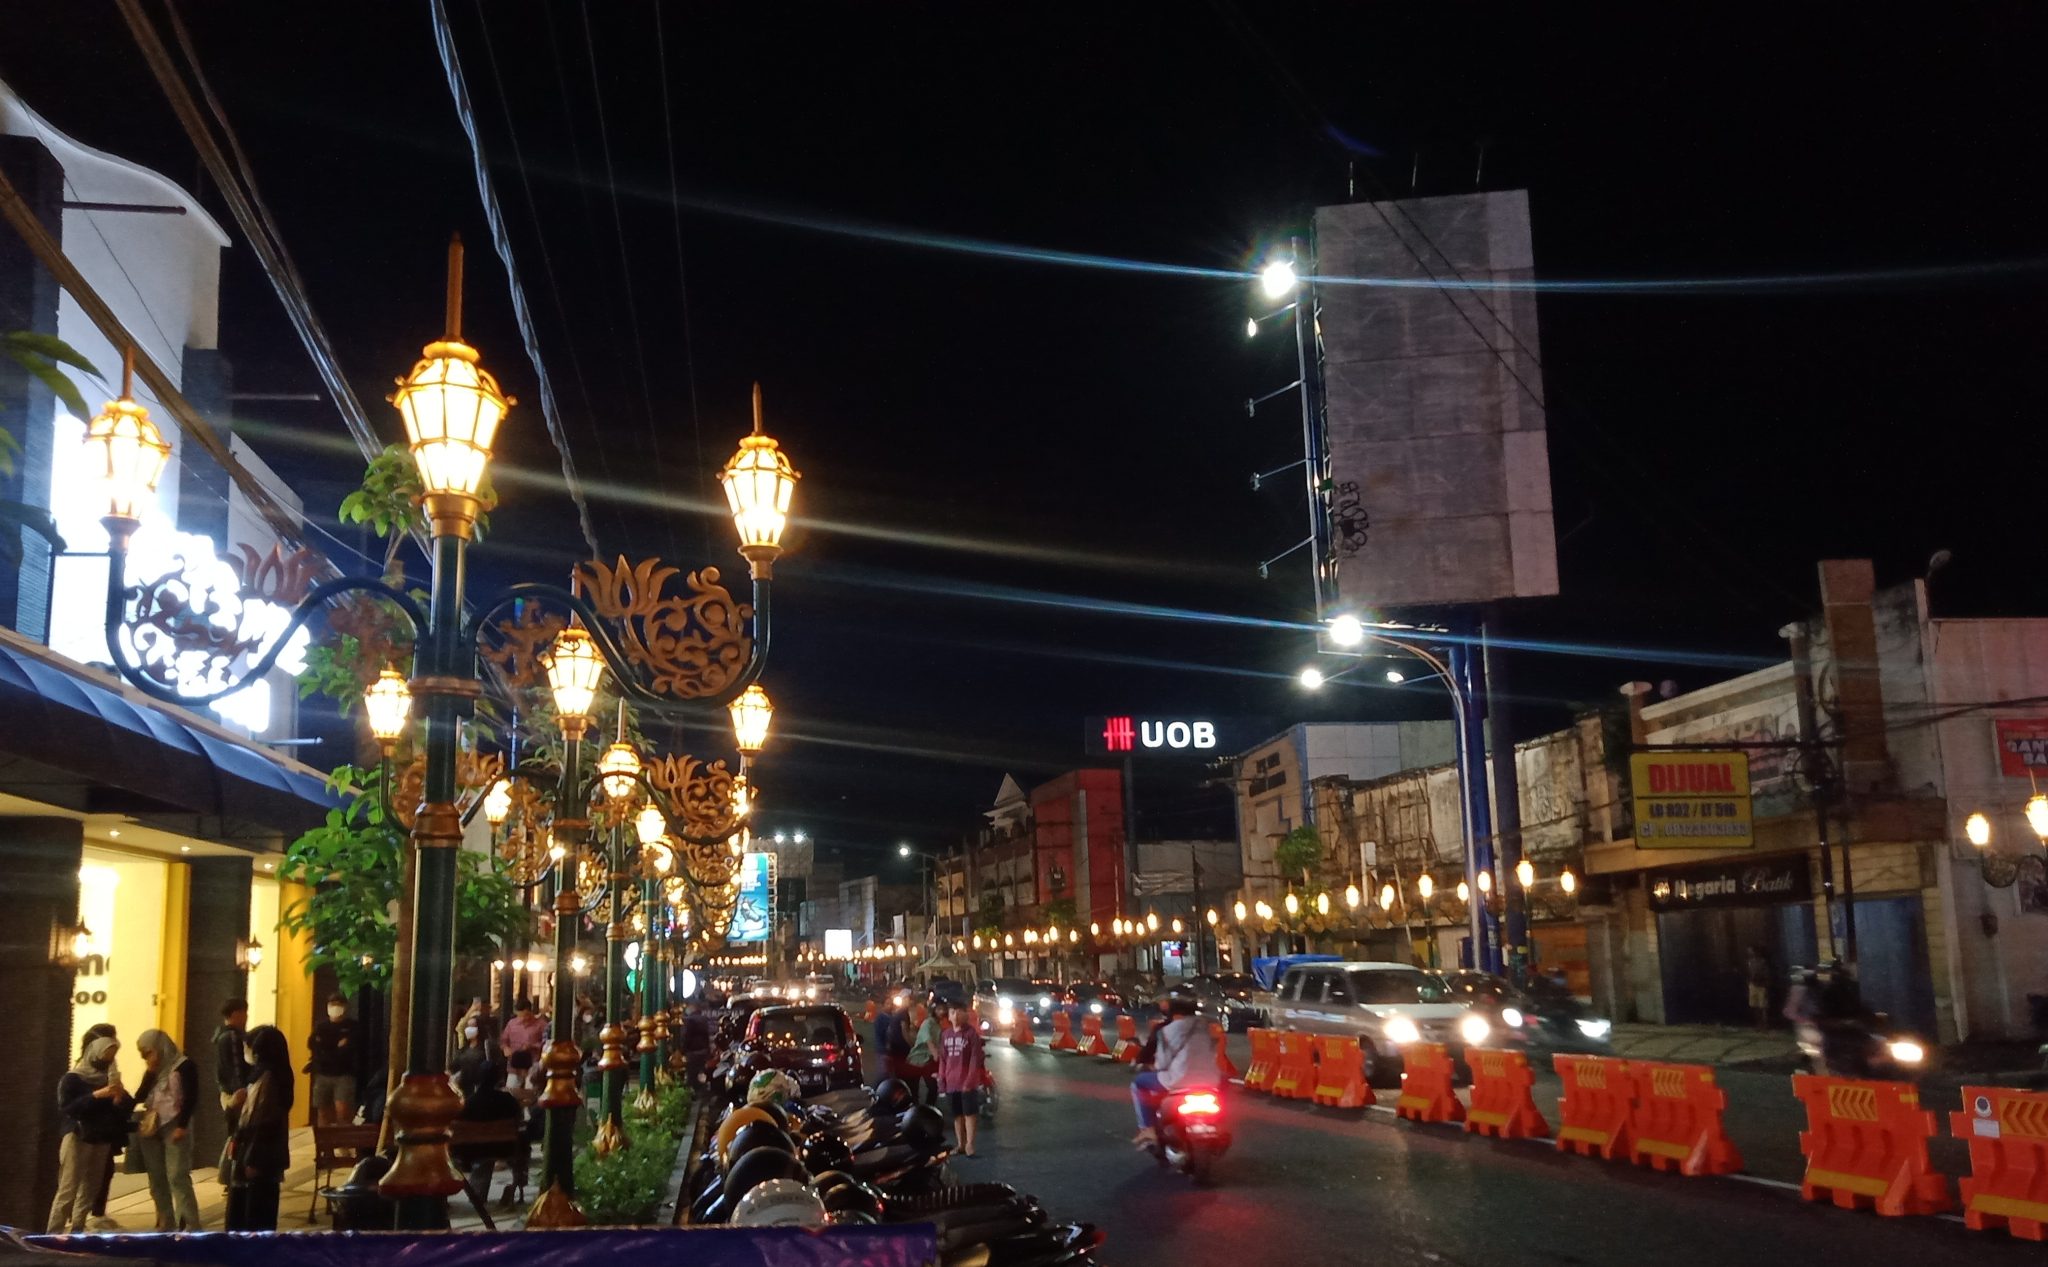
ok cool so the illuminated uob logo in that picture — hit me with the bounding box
[1102,716,1217,753]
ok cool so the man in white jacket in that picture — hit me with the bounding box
[1131,991,1216,1148]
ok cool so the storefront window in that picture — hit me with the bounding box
[71,848,170,1063]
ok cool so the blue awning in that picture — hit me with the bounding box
[0,639,339,841]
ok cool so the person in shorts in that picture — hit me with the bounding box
[936,999,987,1158]
[306,993,358,1125]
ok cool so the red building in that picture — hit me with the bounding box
[1028,768,1125,927]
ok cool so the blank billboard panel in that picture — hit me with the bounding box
[1315,190,1558,608]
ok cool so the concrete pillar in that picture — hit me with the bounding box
[0,817,84,1230]
[0,136,65,642]
[1818,559,1890,793]
[181,857,251,1168]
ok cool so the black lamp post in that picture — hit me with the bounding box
[88,240,800,1230]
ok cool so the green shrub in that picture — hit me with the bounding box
[572,1087,691,1226]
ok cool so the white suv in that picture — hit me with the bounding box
[1273,961,1486,1086]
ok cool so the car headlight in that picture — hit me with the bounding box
[1887,1039,1926,1066]
[1458,1013,1492,1046]
[1039,995,1053,1009]
[1502,1007,1525,1029]
[998,1007,1014,1025]
[1576,1018,1612,1040]
[998,994,1013,1008]
[1384,1016,1421,1046]
[1089,1001,1104,1014]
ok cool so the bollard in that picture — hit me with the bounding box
[1952,1084,2048,1240]
[1793,1074,1952,1216]
[1628,1061,1742,1177]
[1394,1042,1464,1125]
[1553,1053,1633,1161]
[1465,1048,1550,1140]
[1311,1036,1374,1109]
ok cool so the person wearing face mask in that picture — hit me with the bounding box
[48,1036,132,1233]
[133,1029,201,1231]
[212,999,250,1186]
[73,1024,121,1230]
[451,1015,499,1093]
[500,997,546,1063]
[226,1026,293,1231]
[306,993,358,1126]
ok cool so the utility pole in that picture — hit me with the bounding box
[1783,622,1845,962]
[1483,619,1528,982]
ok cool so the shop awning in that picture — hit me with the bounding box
[0,636,338,843]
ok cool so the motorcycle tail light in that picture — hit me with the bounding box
[1179,1093,1221,1116]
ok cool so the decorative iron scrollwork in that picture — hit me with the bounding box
[646,753,739,840]
[121,544,323,691]
[480,603,566,693]
[574,556,752,700]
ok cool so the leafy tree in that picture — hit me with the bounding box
[1275,824,1325,888]
[1040,897,1078,928]
[0,331,88,564]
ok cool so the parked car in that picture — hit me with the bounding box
[1052,981,1126,1026]
[1189,972,1269,1031]
[1271,961,1484,1086]
[724,1003,864,1099]
[1440,971,1614,1055]
[973,978,1045,1033]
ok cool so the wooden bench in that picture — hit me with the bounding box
[309,1123,382,1222]
[450,1118,529,1228]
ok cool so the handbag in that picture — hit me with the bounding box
[137,1105,161,1138]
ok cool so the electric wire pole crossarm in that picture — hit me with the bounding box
[79,239,803,1231]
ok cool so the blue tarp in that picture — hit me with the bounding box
[1248,954,1342,991]
[9,1227,934,1267]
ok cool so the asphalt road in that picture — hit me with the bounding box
[949,1034,2039,1267]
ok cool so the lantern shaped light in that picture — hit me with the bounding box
[542,626,604,735]
[1344,883,1361,909]
[1143,911,1157,932]
[1516,858,1536,889]
[1068,929,1079,943]
[482,779,512,826]
[1477,869,1493,895]
[1378,883,1396,911]
[1232,900,1247,922]
[1205,908,1219,926]
[1417,874,1435,901]
[729,683,774,754]
[598,740,641,801]
[1560,869,1579,895]
[635,802,667,847]
[1456,880,1471,903]
[1254,900,1274,921]
[83,356,172,536]
[2028,794,2048,841]
[1088,922,1100,937]
[1966,812,1993,848]
[1171,917,1184,935]
[1315,892,1330,916]
[1283,892,1300,917]
[719,384,801,574]
[363,668,412,750]
[389,238,509,532]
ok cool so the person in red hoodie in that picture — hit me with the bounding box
[935,999,987,1158]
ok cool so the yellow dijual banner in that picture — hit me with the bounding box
[1629,751,1753,849]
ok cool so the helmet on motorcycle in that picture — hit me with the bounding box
[800,1132,852,1173]
[731,1178,827,1228]
[871,1077,913,1115]
[820,1180,884,1219]
[714,1105,777,1166]
[747,1069,802,1107]
[809,1169,859,1199]
[896,1103,948,1150]
[723,1145,810,1207]
[752,1099,791,1132]
[727,1121,796,1170]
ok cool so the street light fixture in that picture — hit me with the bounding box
[1344,883,1361,909]
[542,626,605,740]
[719,384,801,577]
[1966,812,1993,848]
[1327,613,1366,648]
[1299,667,1325,690]
[2029,794,2048,840]
[1385,670,1406,684]
[1515,858,1535,889]
[482,779,512,827]
[1259,258,1299,299]
[363,667,412,754]
[1378,883,1396,912]
[729,683,774,754]
[83,349,171,544]
[1560,869,1578,895]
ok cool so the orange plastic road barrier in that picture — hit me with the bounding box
[1049,1010,1078,1052]
[1113,1015,1143,1063]
[1465,1048,1550,1140]
[1311,1036,1374,1109]
[1628,1061,1742,1176]
[862,1000,877,1022]
[1553,1053,1633,1161]
[1270,1031,1318,1100]
[1212,1024,1242,1081]
[1793,1074,1952,1216]
[1244,1028,1279,1092]
[1952,1084,2048,1240]
[1079,1012,1111,1056]
[1394,1042,1464,1125]
[1009,1008,1036,1048]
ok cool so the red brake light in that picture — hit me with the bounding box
[1179,1093,1221,1116]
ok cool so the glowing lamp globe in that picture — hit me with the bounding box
[1283,893,1299,917]
[2029,794,2048,840]
[635,802,667,846]
[83,393,172,530]
[729,683,774,754]
[1259,258,1299,299]
[1456,880,1471,903]
[719,385,801,575]
[362,668,412,748]
[1232,901,1247,922]
[1966,812,1993,848]
[1560,869,1578,895]
[482,779,512,826]
[1417,874,1435,901]
[1146,911,1160,932]
[1477,869,1493,895]
[387,337,507,523]
[1516,858,1536,889]
[542,626,605,732]
[1378,883,1396,911]
[597,740,641,801]
[1344,883,1361,909]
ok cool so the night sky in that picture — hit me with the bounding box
[6,5,2047,877]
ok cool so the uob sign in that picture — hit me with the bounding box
[1092,716,1218,755]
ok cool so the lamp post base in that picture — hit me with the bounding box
[377,1072,464,1220]
[524,1180,588,1230]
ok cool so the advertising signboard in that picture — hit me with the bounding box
[1084,716,1226,757]
[1996,718,2048,779]
[729,851,776,943]
[1630,751,1753,850]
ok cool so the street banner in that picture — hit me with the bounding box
[15,1227,935,1267]
[1995,718,2048,779]
[1630,751,1753,849]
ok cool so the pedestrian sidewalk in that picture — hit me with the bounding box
[1606,1023,1798,1067]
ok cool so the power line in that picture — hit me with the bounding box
[427,0,602,558]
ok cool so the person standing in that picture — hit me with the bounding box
[936,1001,986,1159]
[1745,946,1774,1031]
[48,1036,131,1233]
[133,1030,202,1231]
[306,993,359,1126]
[226,1026,293,1232]
[501,997,547,1064]
[452,1016,500,1095]
[905,996,943,1106]
[74,1024,120,1231]
[212,999,250,1186]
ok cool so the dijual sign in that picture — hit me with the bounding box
[1629,751,1753,849]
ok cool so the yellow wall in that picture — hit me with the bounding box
[247,878,281,1029]
[158,863,189,1043]
[273,880,315,1127]
[71,848,170,1071]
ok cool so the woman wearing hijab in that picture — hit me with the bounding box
[75,1024,121,1230]
[226,1026,293,1231]
[48,1036,131,1233]
[134,1030,202,1230]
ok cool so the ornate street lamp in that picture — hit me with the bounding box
[542,626,604,740]
[482,779,512,828]
[363,668,413,755]
[730,683,774,755]
[83,349,171,546]
[390,238,509,538]
[719,384,801,577]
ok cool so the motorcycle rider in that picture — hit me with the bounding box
[1785,959,1867,1074]
[1130,987,1215,1150]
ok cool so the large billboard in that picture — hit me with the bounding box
[1630,751,1753,850]
[1314,189,1558,609]
[729,851,776,944]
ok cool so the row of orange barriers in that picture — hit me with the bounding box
[1242,1029,1374,1109]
